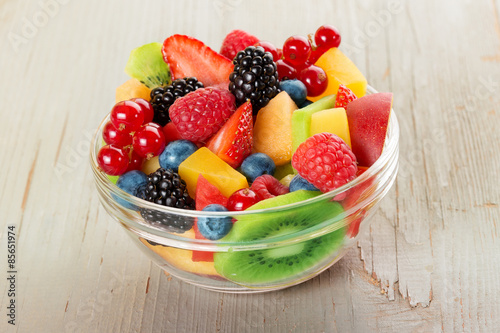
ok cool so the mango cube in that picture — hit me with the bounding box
[178,147,248,198]
[309,48,367,102]
[310,107,351,147]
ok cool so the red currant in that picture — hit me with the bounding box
[282,35,311,68]
[97,144,129,176]
[308,46,329,64]
[110,100,144,133]
[102,121,132,147]
[276,59,298,80]
[226,188,260,211]
[299,65,328,97]
[254,41,280,61]
[132,123,166,158]
[124,147,144,172]
[314,25,341,49]
[131,98,154,124]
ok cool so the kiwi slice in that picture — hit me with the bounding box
[213,190,346,286]
[124,42,171,89]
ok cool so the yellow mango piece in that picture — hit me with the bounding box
[139,231,219,277]
[178,147,248,198]
[310,107,351,147]
[253,91,298,166]
[116,78,151,102]
[309,48,367,102]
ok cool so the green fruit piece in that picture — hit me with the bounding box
[125,42,171,89]
[291,94,337,156]
[107,174,119,184]
[214,190,345,286]
[273,162,294,180]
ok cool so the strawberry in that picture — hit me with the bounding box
[206,101,253,168]
[335,84,357,108]
[220,30,259,60]
[162,35,233,87]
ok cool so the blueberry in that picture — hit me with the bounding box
[279,79,307,106]
[299,99,313,108]
[115,170,148,209]
[159,140,198,172]
[240,153,276,183]
[197,204,232,240]
[289,174,319,192]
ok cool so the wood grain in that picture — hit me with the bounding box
[0,0,499,332]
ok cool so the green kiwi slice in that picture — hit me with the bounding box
[213,190,346,286]
[124,42,171,89]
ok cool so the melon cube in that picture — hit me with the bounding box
[309,48,367,102]
[178,147,248,198]
[310,107,351,147]
[116,78,152,102]
[253,91,298,166]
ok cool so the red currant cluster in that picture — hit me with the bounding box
[274,25,341,97]
[97,98,166,175]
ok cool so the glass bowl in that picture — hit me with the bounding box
[89,86,399,293]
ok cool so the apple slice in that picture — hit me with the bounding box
[346,93,393,167]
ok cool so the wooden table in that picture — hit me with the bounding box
[1,0,499,331]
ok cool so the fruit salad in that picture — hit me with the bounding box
[93,25,395,288]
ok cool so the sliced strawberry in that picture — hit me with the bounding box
[206,101,253,168]
[192,175,229,262]
[162,35,233,87]
[335,84,357,108]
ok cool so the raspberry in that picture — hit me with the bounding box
[169,87,236,143]
[335,84,357,108]
[250,174,289,200]
[220,30,259,60]
[291,133,358,193]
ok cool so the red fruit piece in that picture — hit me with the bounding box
[292,132,358,193]
[335,84,357,108]
[299,65,328,97]
[226,188,260,211]
[124,147,144,172]
[102,121,132,147]
[169,87,235,143]
[131,98,154,124]
[195,174,228,210]
[276,59,297,80]
[193,175,228,262]
[132,123,166,158]
[162,122,182,144]
[250,175,290,200]
[220,30,259,60]
[205,101,253,168]
[255,41,280,61]
[162,34,234,87]
[110,100,144,133]
[97,144,129,176]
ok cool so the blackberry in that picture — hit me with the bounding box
[149,77,204,126]
[139,168,195,233]
[229,46,280,114]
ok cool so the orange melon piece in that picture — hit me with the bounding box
[140,230,219,277]
[116,78,151,103]
[253,91,298,166]
[178,147,248,198]
[309,48,367,102]
[310,107,351,147]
